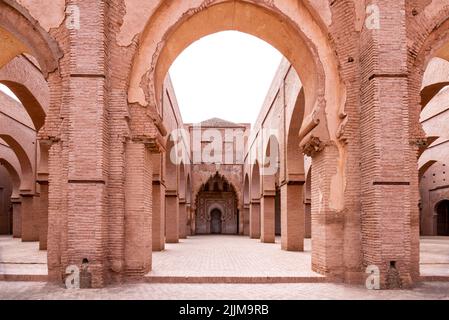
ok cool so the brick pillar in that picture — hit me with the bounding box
[359,0,417,287]
[186,205,192,236]
[57,1,110,287]
[260,194,275,243]
[165,190,179,243]
[190,206,196,235]
[179,200,187,239]
[310,145,344,278]
[11,197,21,238]
[242,205,250,236]
[21,194,39,241]
[305,201,311,239]
[38,182,48,250]
[249,200,260,239]
[280,182,305,251]
[124,141,152,278]
[152,181,165,251]
[238,208,244,235]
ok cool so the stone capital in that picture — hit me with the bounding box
[301,136,326,157]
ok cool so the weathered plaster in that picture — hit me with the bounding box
[304,0,332,27]
[0,28,28,68]
[118,0,159,47]
[16,0,65,32]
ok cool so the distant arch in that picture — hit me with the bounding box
[251,161,261,201]
[0,157,21,198]
[0,135,33,192]
[0,56,49,130]
[243,174,250,205]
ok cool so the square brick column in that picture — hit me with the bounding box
[280,182,305,251]
[186,205,192,236]
[165,190,179,243]
[359,0,417,287]
[11,198,21,238]
[178,200,187,239]
[152,181,165,251]
[124,141,153,278]
[249,200,260,239]
[310,145,344,278]
[190,206,196,235]
[242,205,250,236]
[304,200,311,239]
[38,182,48,250]
[260,193,275,243]
[52,1,111,288]
[20,194,39,241]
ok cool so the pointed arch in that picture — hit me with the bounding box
[243,174,250,206]
[0,0,62,74]
[128,0,347,147]
[0,135,33,192]
[0,156,21,198]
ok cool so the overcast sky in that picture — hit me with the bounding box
[169,31,283,126]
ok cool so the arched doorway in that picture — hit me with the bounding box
[195,173,238,235]
[210,209,223,234]
[436,200,449,236]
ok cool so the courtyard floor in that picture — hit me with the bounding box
[0,281,448,300]
[147,235,322,281]
[420,237,449,277]
[0,237,47,277]
[0,235,448,288]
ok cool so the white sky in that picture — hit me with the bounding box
[1,31,284,126]
[0,84,20,102]
[169,31,283,126]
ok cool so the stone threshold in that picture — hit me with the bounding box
[0,274,48,282]
[144,276,330,284]
[419,275,449,282]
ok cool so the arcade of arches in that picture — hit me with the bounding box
[1,0,449,290]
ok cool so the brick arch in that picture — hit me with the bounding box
[286,87,306,179]
[243,174,250,206]
[408,9,449,142]
[186,174,191,205]
[165,134,178,191]
[194,173,238,199]
[179,161,186,200]
[0,134,33,193]
[421,82,449,110]
[0,0,62,75]
[0,156,21,198]
[262,134,280,192]
[305,165,312,201]
[128,0,347,148]
[418,160,437,180]
[0,55,49,131]
[193,173,240,217]
[251,160,261,201]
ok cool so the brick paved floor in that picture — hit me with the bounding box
[0,235,448,278]
[148,235,321,277]
[0,281,448,300]
[420,237,449,277]
[0,237,47,276]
